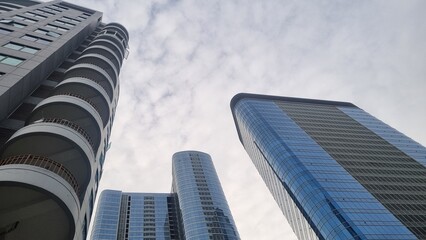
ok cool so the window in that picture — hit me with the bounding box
[77,16,87,21]
[4,42,39,54]
[0,27,12,34]
[54,20,75,27]
[13,15,37,23]
[46,24,68,32]
[0,54,24,66]
[44,6,61,13]
[34,28,61,38]
[61,16,81,24]
[0,19,26,29]
[25,12,47,19]
[21,35,52,45]
[34,9,54,16]
[52,4,68,11]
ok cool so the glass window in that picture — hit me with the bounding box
[3,43,22,50]
[21,35,52,45]
[46,31,60,38]
[61,16,81,24]
[21,35,37,41]
[0,27,12,34]
[44,6,61,13]
[13,15,37,23]
[0,19,26,28]
[25,12,47,19]
[54,20,75,27]
[3,43,39,54]
[35,9,54,16]
[36,38,51,45]
[34,28,61,38]
[34,29,47,34]
[46,24,68,32]
[21,47,37,54]
[0,54,24,66]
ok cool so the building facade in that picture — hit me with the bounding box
[231,93,426,240]
[91,151,240,240]
[0,1,128,239]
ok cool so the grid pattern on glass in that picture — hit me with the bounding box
[233,98,418,240]
[13,15,37,23]
[114,193,177,240]
[21,34,52,45]
[0,54,24,66]
[277,101,426,239]
[91,190,121,240]
[172,151,240,240]
[34,28,61,38]
[0,27,12,34]
[4,42,39,54]
[339,107,426,168]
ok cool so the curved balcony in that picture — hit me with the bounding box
[0,121,94,203]
[26,95,103,149]
[105,22,129,43]
[82,45,121,71]
[54,78,111,126]
[64,63,115,99]
[92,35,125,59]
[0,154,79,195]
[0,161,79,240]
[75,53,119,80]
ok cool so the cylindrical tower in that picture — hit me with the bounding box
[172,151,240,240]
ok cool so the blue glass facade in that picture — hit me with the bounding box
[172,151,240,240]
[91,151,239,240]
[231,93,424,240]
[91,190,179,240]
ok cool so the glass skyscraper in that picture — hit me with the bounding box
[231,93,425,240]
[0,1,128,239]
[91,151,240,240]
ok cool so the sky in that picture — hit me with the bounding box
[53,0,426,239]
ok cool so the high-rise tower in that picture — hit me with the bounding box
[91,151,240,240]
[0,1,128,239]
[231,93,425,240]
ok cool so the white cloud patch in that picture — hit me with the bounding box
[46,0,426,239]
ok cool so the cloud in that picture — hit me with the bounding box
[45,0,426,239]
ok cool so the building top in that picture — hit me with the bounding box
[230,92,357,110]
[230,93,358,144]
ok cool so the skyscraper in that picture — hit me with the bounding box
[231,93,426,240]
[0,1,128,239]
[91,151,240,240]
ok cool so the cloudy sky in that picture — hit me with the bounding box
[56,0,426,239]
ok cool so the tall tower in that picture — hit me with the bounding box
[91,151,240,240]
[231,93,425,240]
[0,1,128,239]
[172,151,239,240]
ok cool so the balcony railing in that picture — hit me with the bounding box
[31,118,96,152]
[0,154,80,196]
[53,92,101,114]
[62,77,112,100]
